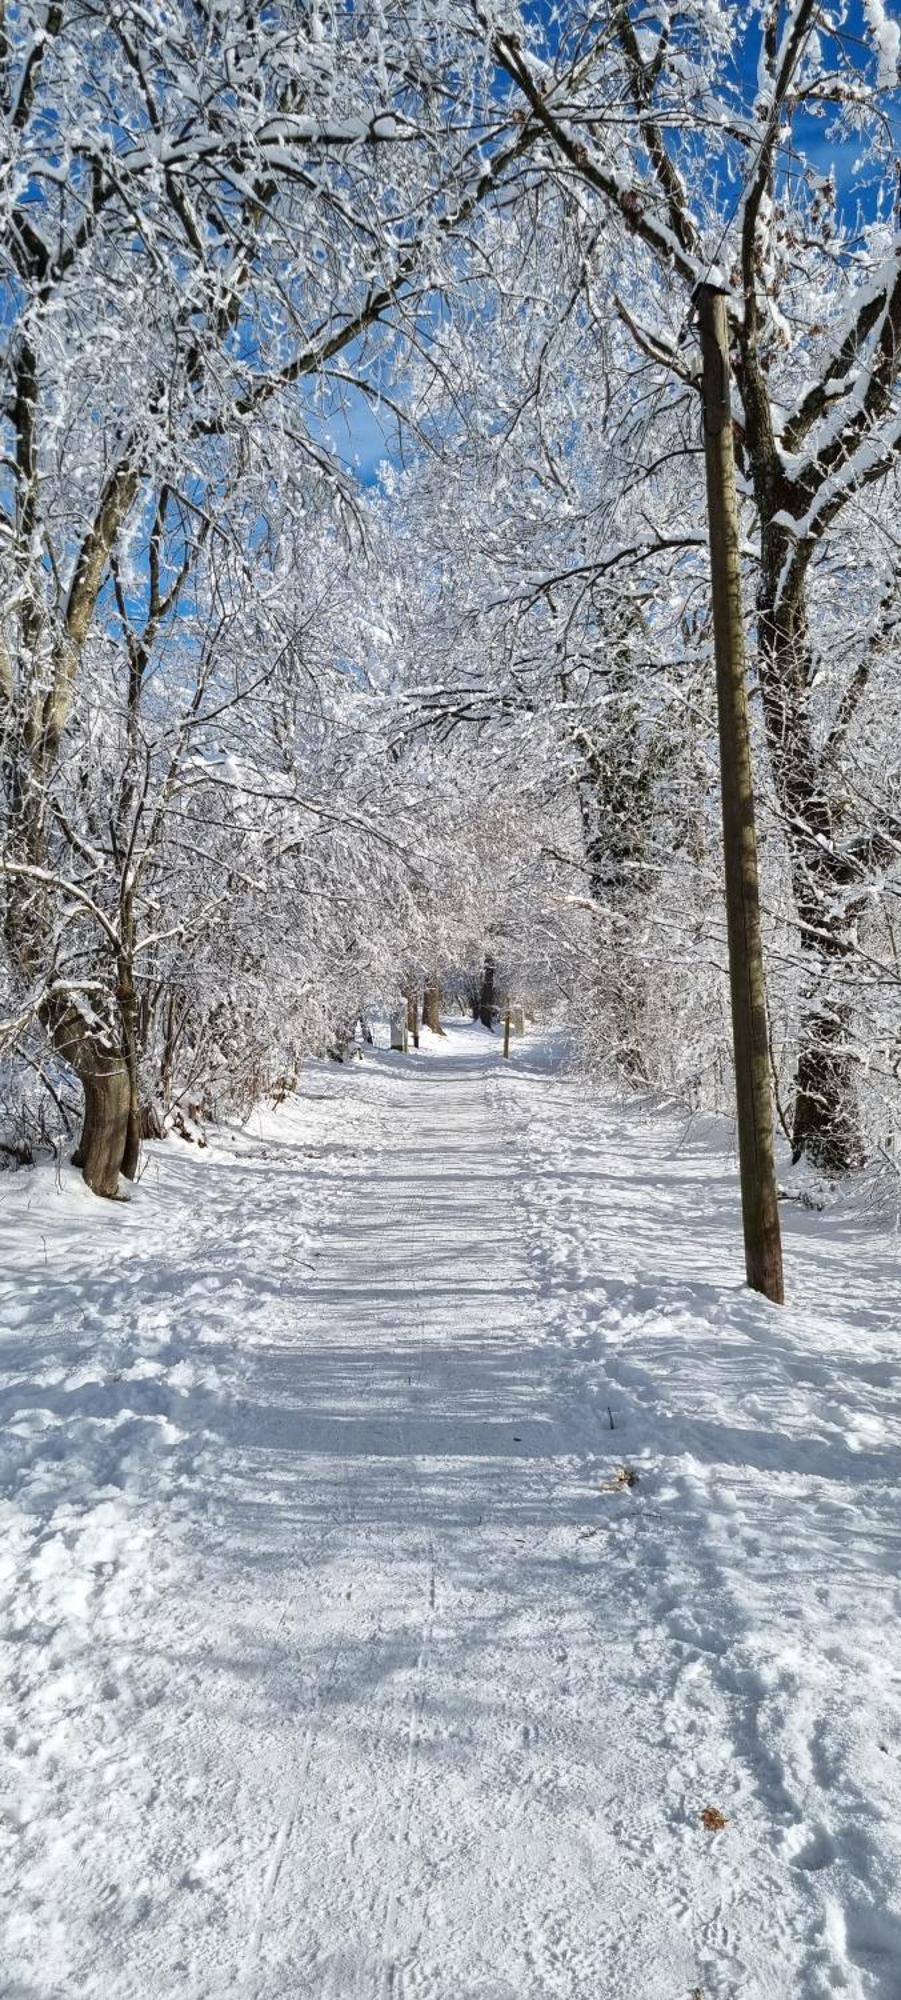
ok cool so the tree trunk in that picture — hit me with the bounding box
[791,1004,861,1171]
[141,1099,165,1141]
[788,865,864,1170]
[122,1092,142,1180]
[117,945,143,1182]
[327,1023,354,1061]
[698,284,784,1303]
[422,979,443,1034]
[575,713,655,1090]
[76,1059,133,1196]
[612,983,650,1087]
[51,1006,132,1197]
[406,989,420,1048]
[757,584,865,1172]
[478,955,496,1029]
[159,988,183,1112]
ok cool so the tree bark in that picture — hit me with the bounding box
[755,603,865,1171]
[698,284,784,1303]
[791,1007,861,1171]
[422,978,443,1034]
[478,954,496,1029]
[50,1004,132,1197]
[76,1059,133,1197]
[735,278,869,1174]
[116,931,143,1181]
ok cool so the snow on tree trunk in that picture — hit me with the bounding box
[757,564,867,1172]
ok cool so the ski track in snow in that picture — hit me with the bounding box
[1,1023,900,1998]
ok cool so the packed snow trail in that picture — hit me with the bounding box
[2,1024,900,1998]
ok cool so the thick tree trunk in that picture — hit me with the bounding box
[791,1003,861,1171]
[51,1007,132,1197]
[735,307,868,1177]
[757,592,865,1172]
[76,1059,133,1196]
[788,874,864,1170]
[478,955,496,1029]
[406,989,420,1049]
[422,979,443,1034]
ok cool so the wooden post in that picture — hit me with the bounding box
[696,283,784,1304]
[503,1007,511,1058]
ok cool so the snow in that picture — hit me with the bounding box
[863,0,901,86]
[2,1024,901,1997]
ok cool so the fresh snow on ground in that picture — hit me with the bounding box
[1,1021,900,1999]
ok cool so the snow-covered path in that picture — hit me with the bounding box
[2,1025,901,1998]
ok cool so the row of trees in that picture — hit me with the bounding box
[2,3,900,1240]
[0,0,539,1187]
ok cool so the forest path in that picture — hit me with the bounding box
[3,1024,900,1999]
[182,1023,675,2000]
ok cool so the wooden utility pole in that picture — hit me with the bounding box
[696,284,784,1304]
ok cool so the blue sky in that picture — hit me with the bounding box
[309,378,398,486]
